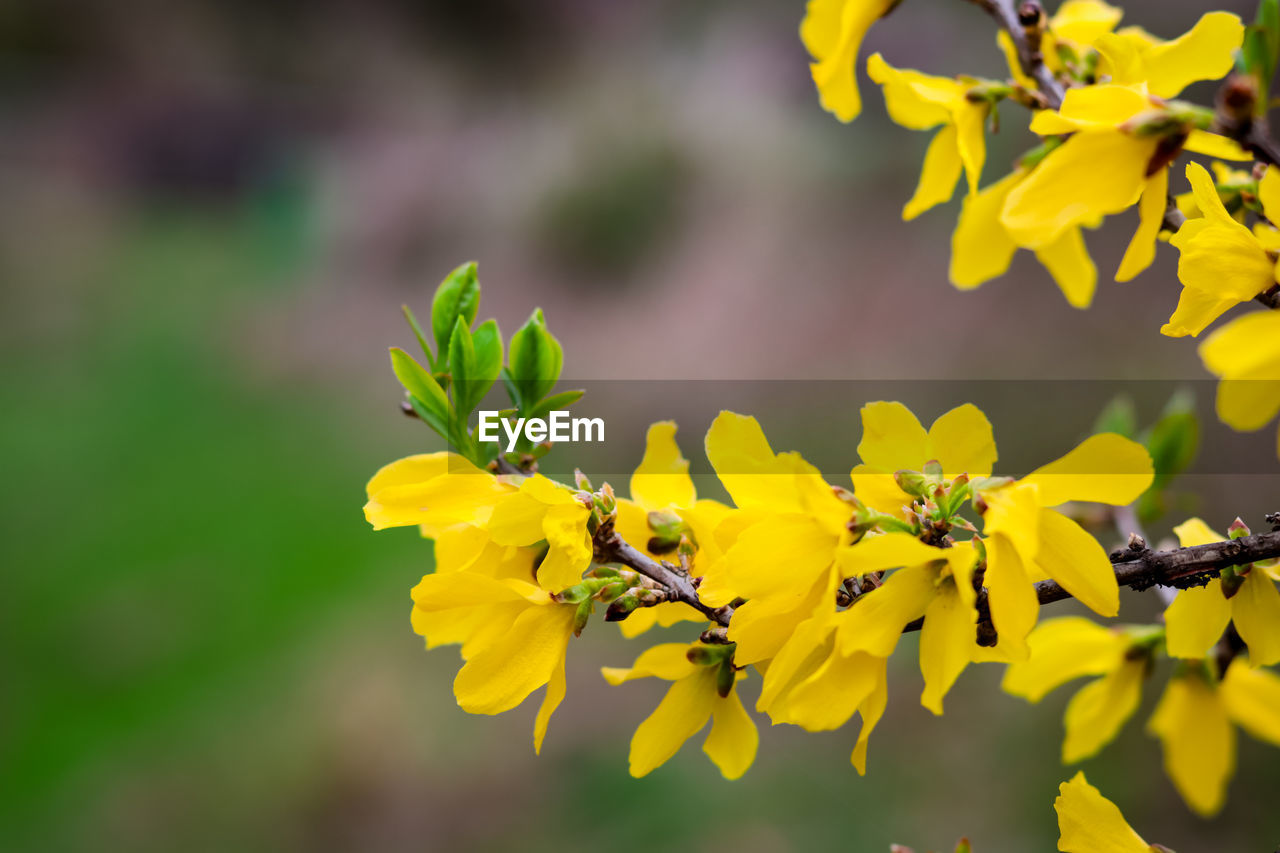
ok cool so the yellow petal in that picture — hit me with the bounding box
[866,53,960,130]
[1022,433,1154,507]
[486,475,570,546]
[704,411,840,519]
[856,401,929,471]
[364,453,509,531]
[926,403,998,476]
[1160,283,1248,339]
[708,516,837,602]
[1231,571,1280,666]
[1034,508,1119,617]
[536,502,592,592]
[850,656,889,775]
[837,532,951,575]
[778,647,885,732]
[454,602,575,715]
[1002,130,1154,248]
[982,534,1039,660]
[630,421,696,510]
[533,655,567,754]
[1034,225,1098,308]
[1115,166,1168,282]
[919,581,976,715]
[806,0,893,122]
[704,687,759,779]
[838,563,938,657]
[1141,12,1244,98]
[1062,659,1145,762]
[903,124,963,221]
[1214,376,1280,432]
[1183,130,1251,161]
[1028,84,1150,134]
[727,566,835,664]
[1220,657,1280,746]
[1173,516,1223,546]
[628,667,718,777]
[1163,578,1232,659]
[756,613,837,714]
[996,30,1037,90]
[1199,310,1280,378]
[950,170,1023,289]
[602,642,699,685]
[1147,672,1236,817]
[1051,0,1124,46]
[1002,616,1127,702]
[849,466,913,517]
[1054,771,1151,853]
[1260,166,1280,224]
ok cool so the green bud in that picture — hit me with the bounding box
[646,509,685,554]
[1228,517,1251,539]
[605,595,639,621]
[894,469,929,498]
[574,469,593,491]
[715,659,736,698]
[572,599,593,636]
[954,840,972,853]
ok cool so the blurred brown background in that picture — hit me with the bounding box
[3,0,1277,850]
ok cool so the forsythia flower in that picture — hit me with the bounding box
[364,451,513,534]
[1198,310,1280,459]
[1165,163,1280,337]
[1055,771,1158,853]
[1148,657,1280,816]
[1002,617,1154,763]
[603,643,758,779]
[978,433,1154,658]
[1093,11,1245,97]
[753,607,889,773]
[800,0,901,122]
[484,473,593,592]
[866,54,989,220]
[410,571,577,752]
[1002,85,1246,265]
[950,167,1098,308]
[697,411,854,664]
[849,400,996,516]
[1162,518,1280,666]
[613,421,730,637]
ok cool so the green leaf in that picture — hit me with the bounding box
[1143,392,1199,490]
[470,318,504,399]
[1093,394,1137,439]
[389,347,451,426]
[401,304,435,369]
[448,316,480,415]
[508,308,564,408]
[430,261,480,359]
[524,389,585,423]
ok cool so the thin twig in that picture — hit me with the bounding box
[594,528,733,626]
[967,0,1064,109]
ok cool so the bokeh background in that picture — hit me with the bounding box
[4,0,1278,850]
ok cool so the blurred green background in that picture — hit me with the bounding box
[3,0,1277,850]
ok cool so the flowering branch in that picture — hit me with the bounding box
[966,0,1064,109]
[596,518,1280,640]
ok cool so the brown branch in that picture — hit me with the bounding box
[967,0,1064,109]
[594,527,733,626]
[595,518,1280,640]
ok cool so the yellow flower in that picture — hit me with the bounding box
[978,433,1154,658]
[850,401,997,517]
[602,643,758,779]
[613,421,733,637]
[1163,518,1280,666]
[485,473,593,592]
[800,0,900,122]
[1002,85,1246,263]
[1199,310,1280,459]
[753,609,888,773]
[1093,12,1244,98]
[1002,617,1153,763]
[950,169,1098,308]
[410,571,577,753]
[1164,164,1280,337]
[836,535,981,714]
[1148,657,1280,816]
[1055,771,1154,853]
[697,411,854,664]
[866,54,989,220]
[364,451,513,534]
